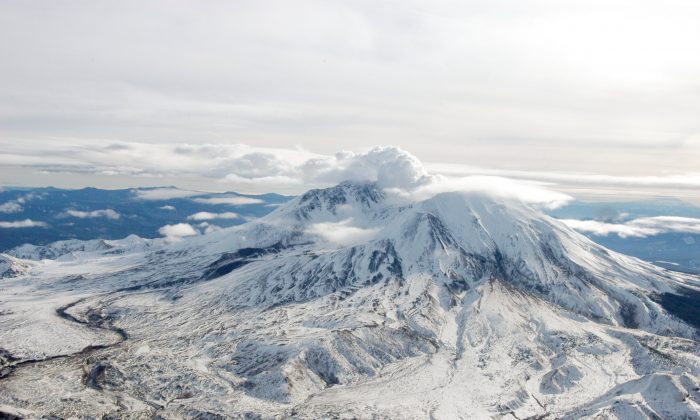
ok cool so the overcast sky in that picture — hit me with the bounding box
[1,0,699,201]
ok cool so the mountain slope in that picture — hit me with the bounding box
[1,182,699,418]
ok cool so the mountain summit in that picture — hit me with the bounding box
[1,182,699,418]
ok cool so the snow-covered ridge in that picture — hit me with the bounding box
[273,180,387,221]
[0,181,698,418]
[7,234,158,261]
[0,254,34,279]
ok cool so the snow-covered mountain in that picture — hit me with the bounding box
[0,254,34,279]
[1,182,699,418]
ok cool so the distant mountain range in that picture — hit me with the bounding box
[0,186,291,250]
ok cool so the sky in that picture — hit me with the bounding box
[1,0,699,202]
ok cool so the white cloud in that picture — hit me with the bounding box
[0,201,23,214]
[133,187,203,200]
[187,211,238,221]
[64,209,120,220]
[2,140,700,204]
[629,216,700,236]
[1,142,431,191]
[561,216,700,238]
[403,175,572,209]
[0,142,573,208]
[560,219,655,238]
[307,219,380,246]
[159,205,176,210]
[197,222,222,234]
[296,146,431,189]
[158,223,198,241]
[426,163,700,191]
[0,192,41,214]
[192,196,265,205]
[0,219,48,228]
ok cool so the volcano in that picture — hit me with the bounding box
[1,182,699,418]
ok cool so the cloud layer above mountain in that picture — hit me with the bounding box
[2,141,431,190]
[1,141,576,207]
[4,139,699,205]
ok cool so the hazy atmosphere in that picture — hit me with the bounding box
[1,0,699,201]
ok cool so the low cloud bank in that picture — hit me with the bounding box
[307,219,380,247]
[64,209,120,220]
[404,175,572,209]
[187,212,238,221]
[562,216,700,238]
[192,196,264,205]
[427,163,700,191]
[0,193,42,214]
[133,188,203,200]
[196,222,222,234]
[4,140,700,197]
[0,219,48,228]
[121,144,573,209]
[12,141,700,207]
[158,221,224,240]
[0,142,437,190]
[158,223,199,241]
[0,201,23,214]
